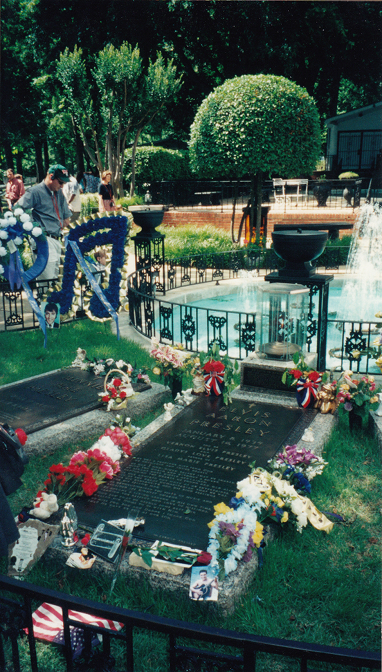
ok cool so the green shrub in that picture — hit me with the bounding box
[124,146,192,192]
[161,224,233,258]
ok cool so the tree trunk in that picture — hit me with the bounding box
[129,128,143,198]
[34,140,44,182]
[43,140,49,174]
[3,138,14,171]
[16,152,23,176]
[75,129,85,173]
[255,169,263,243]
[249,175,255,243]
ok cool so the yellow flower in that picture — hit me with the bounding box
[235,491,243,498]
[275,497,284,508]
[340,383,350,391]
[370,396,379,404]
[207,519,215,529]
[263,498,270,507]
[281,511,289,523]
[351,350,361,359]
[152,367,161,376]
[252,522,264,547]
[214,502,232,516]
[375,356,382,371]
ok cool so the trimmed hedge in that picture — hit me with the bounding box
[124,146,192,192]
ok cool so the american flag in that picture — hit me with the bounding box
[28,602,124,658]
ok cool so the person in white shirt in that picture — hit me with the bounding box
[63,172,82,223]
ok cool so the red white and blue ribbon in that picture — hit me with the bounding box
[203,361,225,395]
[296,374,321,408]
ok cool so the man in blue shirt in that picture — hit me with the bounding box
[17,164,71,280]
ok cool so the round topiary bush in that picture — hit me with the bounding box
[189,74,321,179]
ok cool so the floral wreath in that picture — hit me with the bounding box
[48,213,132,321]
[0,208,48,287]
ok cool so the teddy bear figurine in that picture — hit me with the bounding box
[314,382,339,414]
[30,492,59,520]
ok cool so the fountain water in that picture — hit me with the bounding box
[339,202,382,321]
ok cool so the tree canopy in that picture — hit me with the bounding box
[189,74,321,179]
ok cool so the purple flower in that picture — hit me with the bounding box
[344,401,353,412]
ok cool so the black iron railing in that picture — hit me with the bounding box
[0,574,379,672]
[142,178,380,210]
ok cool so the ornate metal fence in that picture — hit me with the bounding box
[0,574,379,672]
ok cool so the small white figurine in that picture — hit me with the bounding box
[301,427,315,443]
[30,493,59,520]
[182,389,194,405]
[164,402,174,421]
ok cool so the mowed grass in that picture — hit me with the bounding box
[0,324,380,670]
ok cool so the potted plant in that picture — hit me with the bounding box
[312,174,331,207]
[335,371,381,431]
[339,171,359,207]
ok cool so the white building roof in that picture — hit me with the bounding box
[325,102,382,126]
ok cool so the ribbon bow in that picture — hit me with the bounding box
[202,360,225,396]
[296,372,322,409]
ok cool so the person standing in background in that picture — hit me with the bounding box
[63,172,82,223]
[5,169,25,210]
[98,170,122,213]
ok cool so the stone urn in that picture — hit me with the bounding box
[271,229,328,278]
[313,182,331,207]
[128,205,165,239]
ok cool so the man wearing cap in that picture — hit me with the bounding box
[17,164,71,280]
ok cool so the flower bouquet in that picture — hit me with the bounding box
[199,341,239,405]
[336,371,381,429]
[72,349,150,385]
[99,369,135,411]
[282,352,327,409]
[36,426,132,507]
[268,444,328,495]
[150,338,194,399]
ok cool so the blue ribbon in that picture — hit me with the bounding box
[67,239,120,339]
[15,251,47,348]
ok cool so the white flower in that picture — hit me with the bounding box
[0,265,4,274]
[93,363,105,375]
[7,217,17,226]
[105,358,115,367]
[32,226,42,237]
[20,213,31,222]
[115,359,127,369]
[0,248,6,257]
[0,231,8,240]
[14,236,23,246]
[23,222,33,232]
[0,220,7,228]
[224,555,238,575]
[124,384,135,398]
[4,211,13,219]
[92,436,122,462]
[14,208,24,217]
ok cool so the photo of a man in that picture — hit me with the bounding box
[42,302,60,329]
[189,566,218,601]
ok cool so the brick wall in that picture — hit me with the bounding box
[162,209,357,236]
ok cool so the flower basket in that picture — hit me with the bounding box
[103,369,132,411]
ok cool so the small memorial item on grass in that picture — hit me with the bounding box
[87,520,125,563]
[130,541,203,576]
[189,565,219,602]
[60,503,77,547]
[41,300,61,329]
[110,510,139,594]
[8,520,59,578]
[66,546,96,569]
[30,493,59,520]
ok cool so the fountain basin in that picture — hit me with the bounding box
[272,230,328,278]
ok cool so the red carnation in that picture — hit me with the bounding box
[113,378,122,387]
[82,475,98,496]
[197,551,212,565]
[102,395,110,402]
[308,371,321,383]
[202,360,225,374]
[290,369,302,379]
[119,391,127,399]
[15,428,27,446]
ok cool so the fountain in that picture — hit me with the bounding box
[338,203,382,321]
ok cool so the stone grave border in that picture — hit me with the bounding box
[42,387,339,614]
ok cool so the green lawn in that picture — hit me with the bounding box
[0,323,380,670]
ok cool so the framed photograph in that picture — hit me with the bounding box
[189,564,219,601]
[41,301,60,329]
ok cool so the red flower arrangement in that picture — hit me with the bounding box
[38,425,131,506]
[202,359,225,396]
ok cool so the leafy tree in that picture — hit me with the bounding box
[56,43,182,197]
[189,74,321,241]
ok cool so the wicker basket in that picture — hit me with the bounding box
[103,369,131,411]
